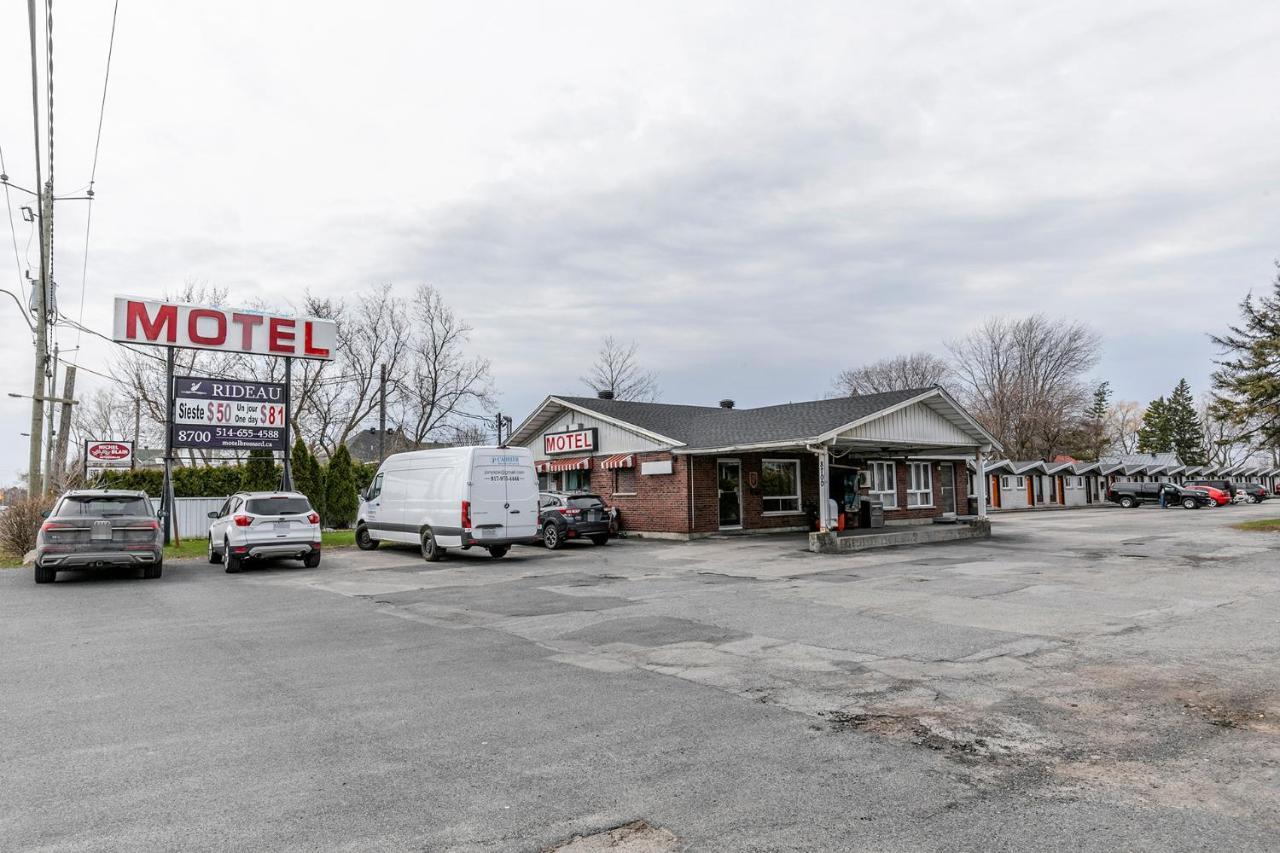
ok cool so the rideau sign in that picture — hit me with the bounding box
[111,296,336,360]
[543,428,598,455]
[172,377,288,451]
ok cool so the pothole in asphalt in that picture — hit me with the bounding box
[822,711,1024,763]
[544,820,681,852]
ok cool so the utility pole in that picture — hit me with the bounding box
[377,362,387,462]
[132,397,140,470]
[25,0,50,497]
[54,364,76,488]
[44,342,58,491]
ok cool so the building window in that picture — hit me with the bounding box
[1015,476,1025,488]
[612,468,637,495]
[906,462,933,507]
[761,459,801,513]
[1001,475,1011,489]
[869,461,897,509]
[562,469,590,492]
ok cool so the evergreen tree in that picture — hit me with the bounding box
[308,453,327,524]
[1211,264,1280,449]
[290,438,326,516]
[1136,396,1172,454]
[1165,379,1206,465]
[324,444,358,528]
[240,448,278,491]
[1088,381,1111,421]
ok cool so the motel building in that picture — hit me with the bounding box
[508,387,1000,552]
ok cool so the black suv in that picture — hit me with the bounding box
[1106,482,1212,509]
[1237,483,1270,503]
[537,492,611,549]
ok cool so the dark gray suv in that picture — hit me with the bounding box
[34,490,163,583]
[537,492,611,549]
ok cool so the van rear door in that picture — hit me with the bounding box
[469,449,537,541]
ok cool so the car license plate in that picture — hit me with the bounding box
[476,527,492,538]
[274,521,290,530]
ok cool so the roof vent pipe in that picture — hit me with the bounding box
[597,389,615,400]
[719,399,735,409]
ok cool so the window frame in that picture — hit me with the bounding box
[906,462,933,508]
[760,458,803,515]
[611,467,637,497]
[869,460,898,509]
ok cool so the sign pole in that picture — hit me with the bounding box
[282,357,293,491]
[162,347,175,546]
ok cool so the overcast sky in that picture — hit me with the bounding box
[2,1,1279,483]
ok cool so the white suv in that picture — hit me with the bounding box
[206,491,321,573]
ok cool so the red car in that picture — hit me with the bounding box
[1185,485,1229,506]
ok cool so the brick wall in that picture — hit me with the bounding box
[590,452,691,534]
[686,452,819,534]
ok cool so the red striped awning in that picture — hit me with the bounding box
[600,453,635,470]
[535,456,592,473]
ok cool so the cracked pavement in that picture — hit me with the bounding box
[3,504,1279,850]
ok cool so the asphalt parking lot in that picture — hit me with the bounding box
[3,503,1279,851]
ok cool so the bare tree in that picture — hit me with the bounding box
[581,336,659,401]
[947,315,1102,459]
[833,352,952,396]
[446,422,494,447]
[390,285,496,444]
[1106,400,1145,456]
[296,284,412,457]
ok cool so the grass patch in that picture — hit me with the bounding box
[1231,518,1280,533]
[0,530,359,566]
[164,528,357,560]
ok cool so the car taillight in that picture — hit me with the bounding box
[147,519,160,530]
[307,512,320,525]
[233,514,252,527]
[40,520,71,532]
[461,500,471,530]
[558,507,580,518]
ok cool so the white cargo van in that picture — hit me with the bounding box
[355,446,538,561]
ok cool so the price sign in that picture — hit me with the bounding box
[171,376,288,451]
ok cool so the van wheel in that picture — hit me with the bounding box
[224,539,243,573]
[542,523,562,550]
[1119,496,1136,509]
[589,534,609,546]
[355,525,379,551]
[34,563,55,584]
[207,537,221,564]
[1182,497,1197,510]
[421,530,444,562]
[487,545,509,559]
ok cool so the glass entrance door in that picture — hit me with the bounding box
[717,460,743,529]
[939,464,956,513]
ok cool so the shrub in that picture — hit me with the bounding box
[0,494,56,556]
[324,445,358,528]
[240,449,279,492]
[291,438,326,519]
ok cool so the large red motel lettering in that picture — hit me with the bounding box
[543,428,597,455]
[112,297,336,360]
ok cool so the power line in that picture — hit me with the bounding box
[0,142,25,295]
[73,0,120,362]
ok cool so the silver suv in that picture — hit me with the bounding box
[34,490,163,583]
[206,491,321,573]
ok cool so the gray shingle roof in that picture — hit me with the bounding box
[555,388,933,450]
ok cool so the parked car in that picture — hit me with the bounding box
[536,492,611,549]
[207,491,321,573]
[1236,483,1269,503]
[34,489,162,583]
[356,446,538,561]
[1184,480,1239,503]
[1105,482,1212,509]
[1183,485,1230,507]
